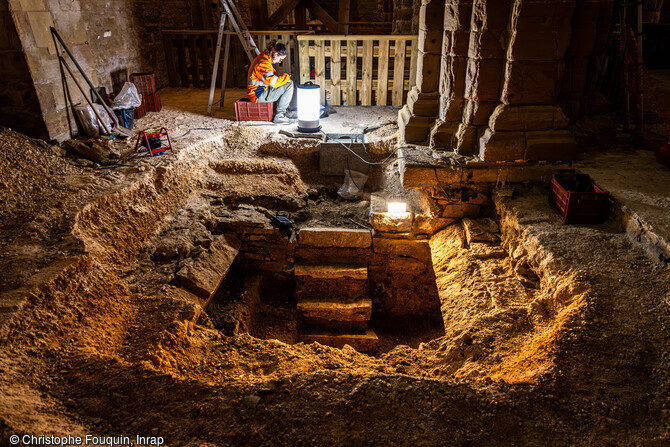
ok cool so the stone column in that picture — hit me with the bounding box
[429,0,473,149]
[454,0,512,155]
[398,0,446,144]
[479,0,578,161]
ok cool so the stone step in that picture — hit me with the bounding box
[299,329,379,352]
[297,297,372,322]
[297,227,372,249]
[294,263,367,280]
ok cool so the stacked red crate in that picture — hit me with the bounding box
[130,73,161,113]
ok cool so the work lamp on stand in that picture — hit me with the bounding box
[297,82,321,133]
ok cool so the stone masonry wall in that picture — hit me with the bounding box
[7,0,198,141]
[400,0,615,163]
[0,0,49,139]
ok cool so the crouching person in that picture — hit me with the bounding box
[247,40,295,124]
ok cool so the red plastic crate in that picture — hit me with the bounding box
[234,99,275,121]
[142,90,161,113]
[134,101,146,119]
[550,173,609,224]
[130,73,156,96]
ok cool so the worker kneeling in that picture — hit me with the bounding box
[247,40,295,124]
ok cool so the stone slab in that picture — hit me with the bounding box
[501,60,565,105]
[297,298,372,322]
[479,128,526,162]
[299,329,379,352]
[373,237,431,259]
[489,104,569,131]
[298,227,372,248]
[370,212,413,233]
[462,217,500,244]
[294,264,367,280]
[173,234,241,303]
[26,11,55,53]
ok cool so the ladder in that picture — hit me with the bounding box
[207,0,260,115]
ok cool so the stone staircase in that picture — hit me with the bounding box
[294,228,378,352]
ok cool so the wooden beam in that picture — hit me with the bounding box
[306,0,340,33]
[377,39,389,105]
[295,0,306,30]
[266,0,303,30]
[297,35,417,41]
[361,40,373,105]
[346,40,357,105]
[338,0,350,34]
[392,39,406,106]
[248,0,267,29]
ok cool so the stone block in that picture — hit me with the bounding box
[462,100,498,126]
[296,276,368,300]
[443,30,470,56]
[440,56,467,104]
[468,30,506,59]
[478,128,525,161]
[173,234,241,303]
[18,0,45,10]
[373,238,431,259]
[442,96,465,122]
[524,129,577,161]
[501,60,564,105]
[26,11,55,53]
[294,264,368,280]
[476,0,514,31]
[406,87,440,116]
[421,0,448,29]
[298,227,372,248]
[418,26,443,54]
[413,214,457,234]
[455,123,479,156]
[488,104,570,131]
[444,2,473,31]
[416,51,441,93]
[299,329,378,352]
[430,120,460,149]
[512,0,576,34]
[465,58,504,102]
[370,212,413,233]
[399,106,434,144]
[507,30,571,61]
[297,298,372,322]
[462,217,499,244]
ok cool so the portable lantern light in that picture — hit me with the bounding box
[297,82,321,133]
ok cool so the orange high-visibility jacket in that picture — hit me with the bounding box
[247,52,290,102]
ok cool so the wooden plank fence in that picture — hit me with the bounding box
[297,35,418,106]
[162,31,418,107]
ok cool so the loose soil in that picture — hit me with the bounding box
[1,96,670,446]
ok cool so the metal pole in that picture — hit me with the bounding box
[636,0,644,133]
[207,12,226,115]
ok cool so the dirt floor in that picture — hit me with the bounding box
[1,89,670,446]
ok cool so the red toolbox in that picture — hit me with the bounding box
[550,173,609,224]
[234,99,275,121]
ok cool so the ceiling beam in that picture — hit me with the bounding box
[306,0,339,33]
[266,0,303,30]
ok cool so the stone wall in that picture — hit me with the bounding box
[6,0,200,141]
[0,0,48,139]
[400,0,615,163]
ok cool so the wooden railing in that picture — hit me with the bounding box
[162,30,311,89]
[297,35,418,106]
[162,31,418,107]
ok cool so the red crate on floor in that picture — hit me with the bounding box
[130,73,156,96]
[134,101,146,119]
[234,99,275,121]
[550,173,610,224]
[142,90,161,113]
